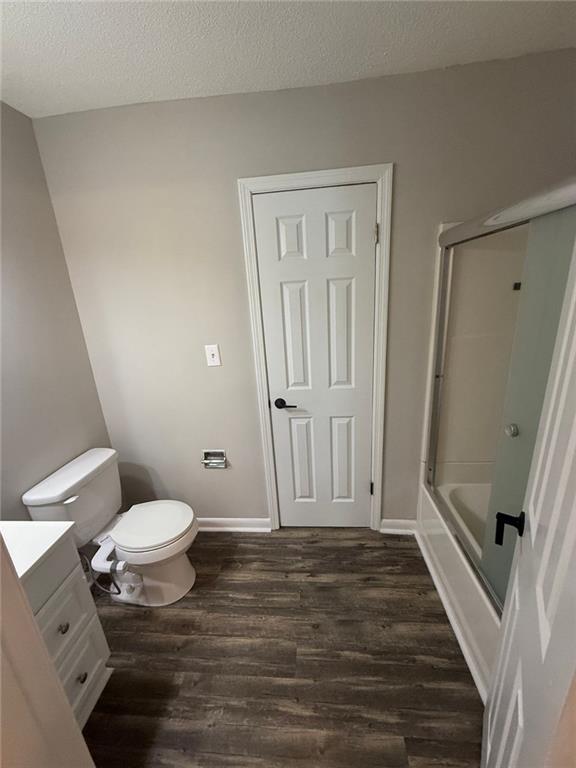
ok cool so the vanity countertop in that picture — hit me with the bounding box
[0,520,75,579]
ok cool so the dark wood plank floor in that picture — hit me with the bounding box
[84,530,483,767]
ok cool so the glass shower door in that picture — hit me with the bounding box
[480,205,576,605]
[430,226,528,573]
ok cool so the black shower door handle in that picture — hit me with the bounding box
[495,511,526,546]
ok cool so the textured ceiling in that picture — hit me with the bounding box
[2,1,575,118]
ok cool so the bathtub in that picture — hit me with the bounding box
[436,482,492,562]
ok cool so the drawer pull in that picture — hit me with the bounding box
[57,622,70,635]
[77,672,88,685]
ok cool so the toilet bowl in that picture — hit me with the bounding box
[22,448,198,608]
[92,500,199,606]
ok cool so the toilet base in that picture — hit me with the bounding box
[111,553,196,607]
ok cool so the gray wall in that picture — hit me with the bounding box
[1,103,109,520]
[34,49,576,522]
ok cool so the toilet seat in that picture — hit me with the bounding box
[110,500,195,553]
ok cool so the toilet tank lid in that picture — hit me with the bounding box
[22,448,118,507]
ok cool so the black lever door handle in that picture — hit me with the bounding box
[495,511,525,546]
[274,398,298,409]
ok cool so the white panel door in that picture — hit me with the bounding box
[253,184,377,526]
[483,224,576,768]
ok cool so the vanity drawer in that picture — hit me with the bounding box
[35,563,96,668]
[59,615,110,715]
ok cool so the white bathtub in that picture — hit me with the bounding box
[436,482,492,562]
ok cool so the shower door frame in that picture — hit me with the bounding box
[425,241,453,492]
[424,236,509,613]
[418,178,576,702]
[424,179,576,609]
[425,236,513,612]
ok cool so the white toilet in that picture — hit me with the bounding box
[22,448,199,607]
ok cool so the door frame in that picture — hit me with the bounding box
[238,164,393,530]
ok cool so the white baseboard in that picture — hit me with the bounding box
[417,484,500,703]
[197,517,272,533]
[379,519,417,535]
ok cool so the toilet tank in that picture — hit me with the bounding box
[22,448,122,547]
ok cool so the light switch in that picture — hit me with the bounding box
[205,344,221,367]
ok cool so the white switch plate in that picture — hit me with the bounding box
[205,344,221,367]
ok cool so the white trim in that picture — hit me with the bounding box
[379,519,417,535]
[417,483,501,703]
[197,517,272,533]
[238,164,393,531]
[440,176,576,248]
[238,180,281,530]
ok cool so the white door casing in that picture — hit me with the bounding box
[483,226,576,768]
[253,184,377,526]
[238,165,392,530]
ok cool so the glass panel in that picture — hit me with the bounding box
[480,206,576,604]
[432,226,529,575]
[429,205,576,609]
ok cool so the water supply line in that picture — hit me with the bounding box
[82,537,129,596]
[80,551,121,596]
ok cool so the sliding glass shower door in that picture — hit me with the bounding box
[480,206,576,604]
[428,205,576,609]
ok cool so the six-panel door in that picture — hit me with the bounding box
[253,183,377,526]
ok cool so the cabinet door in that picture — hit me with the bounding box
[35,564,96,668]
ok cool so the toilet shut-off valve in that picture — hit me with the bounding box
[91,536,128,575]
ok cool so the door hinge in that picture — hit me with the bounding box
[374,223,380,245]
[370,481,374,495]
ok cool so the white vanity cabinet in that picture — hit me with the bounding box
[0,521,112,728]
